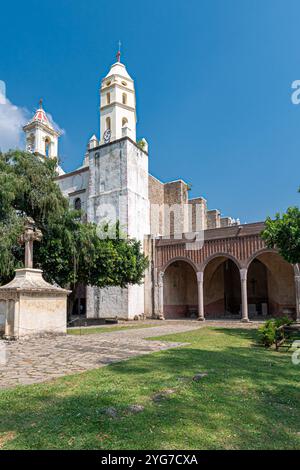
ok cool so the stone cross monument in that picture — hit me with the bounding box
[0,218,70,339]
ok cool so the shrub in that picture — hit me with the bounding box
[258,316,293,348]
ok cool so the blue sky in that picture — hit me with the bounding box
[0,0,299,222]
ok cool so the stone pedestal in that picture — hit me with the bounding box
[0,269,70,339]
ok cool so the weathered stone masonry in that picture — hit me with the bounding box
[153,222,300,322]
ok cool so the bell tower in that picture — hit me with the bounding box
[87,51,150,320]
[23,100,60,158]
[100,47,136,144]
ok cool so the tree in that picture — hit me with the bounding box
[0,150,148,288]
[262,205,300,265]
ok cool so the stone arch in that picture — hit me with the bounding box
[245,248,278,270]
[200,252,242,273]
[246,251,295,319]
[163,259,198,319]
[203,254,242,318]
[162,256,199,275]
[106,117,111,130]
[45,136,51,157]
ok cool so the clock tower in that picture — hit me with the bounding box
[100,49,136,144]
[86,51,150,320]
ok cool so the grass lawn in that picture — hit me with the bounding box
[0,327,299,450]
[68,323,155,335]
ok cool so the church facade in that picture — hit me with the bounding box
[23,55,300,323]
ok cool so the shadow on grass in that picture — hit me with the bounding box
[0,328,299,450]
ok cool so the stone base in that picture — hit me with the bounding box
[0,269,70,339]
[241,318,251,323]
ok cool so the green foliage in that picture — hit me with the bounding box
[136,139,146,150]
[0,150,148,288]
[1,327,300,450]
[261,206,300,264]
[258,316,293,348]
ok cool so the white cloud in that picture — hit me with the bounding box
[0,81,65,152]
[47,112,65,135]
[0,86,29,152]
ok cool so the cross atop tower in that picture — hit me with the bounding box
[116,40,121,62]
[39,98,43,109]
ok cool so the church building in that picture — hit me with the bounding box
[22,52,300,323]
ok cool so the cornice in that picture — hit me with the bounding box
[100,101,136,113]
[101,83,134,94]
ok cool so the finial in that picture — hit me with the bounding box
[116,40,121,62]
[39,98,43,109]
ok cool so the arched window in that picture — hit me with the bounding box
[27,134,35,153]
[122,117,128,127]
[45,137,51,157]
[74,198,81,211]
[106,117,111,130]
[106,92,110,105]
[122,93,127,105]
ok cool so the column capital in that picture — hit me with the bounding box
[196,271,204,283]
[240,268,248,282]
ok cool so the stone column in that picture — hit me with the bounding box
[158,271,165,320]
[240,268,249,322]
[294,265,300,323]
[197,272,205,321]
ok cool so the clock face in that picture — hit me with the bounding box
[103,128,111,143]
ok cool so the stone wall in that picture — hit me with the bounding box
[56,167,89,215]
[148,175,165,235]
[86,138,150,319]
[188,197,207,232]
[207,209,221,229]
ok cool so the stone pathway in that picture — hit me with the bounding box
[0,320,260,390]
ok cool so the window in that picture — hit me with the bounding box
[45,137,51,157]
[106,92,110,104]
[122,93,127,105]
[74,198,81,211]
[27,134,35,152]
[106,80,111,87]
[122,81,127,86]
[122,117,128,127]
[106,117,111,130]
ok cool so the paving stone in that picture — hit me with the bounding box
[0,320,260,390]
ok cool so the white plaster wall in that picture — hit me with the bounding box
[58,170,89,196]
[86,139,149,319]
[100,71,136,144]
[57,170,89,213]
[33,127,58,157]
[87,286,129,319]
[100,104,136,143]
[17,294,67,337]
